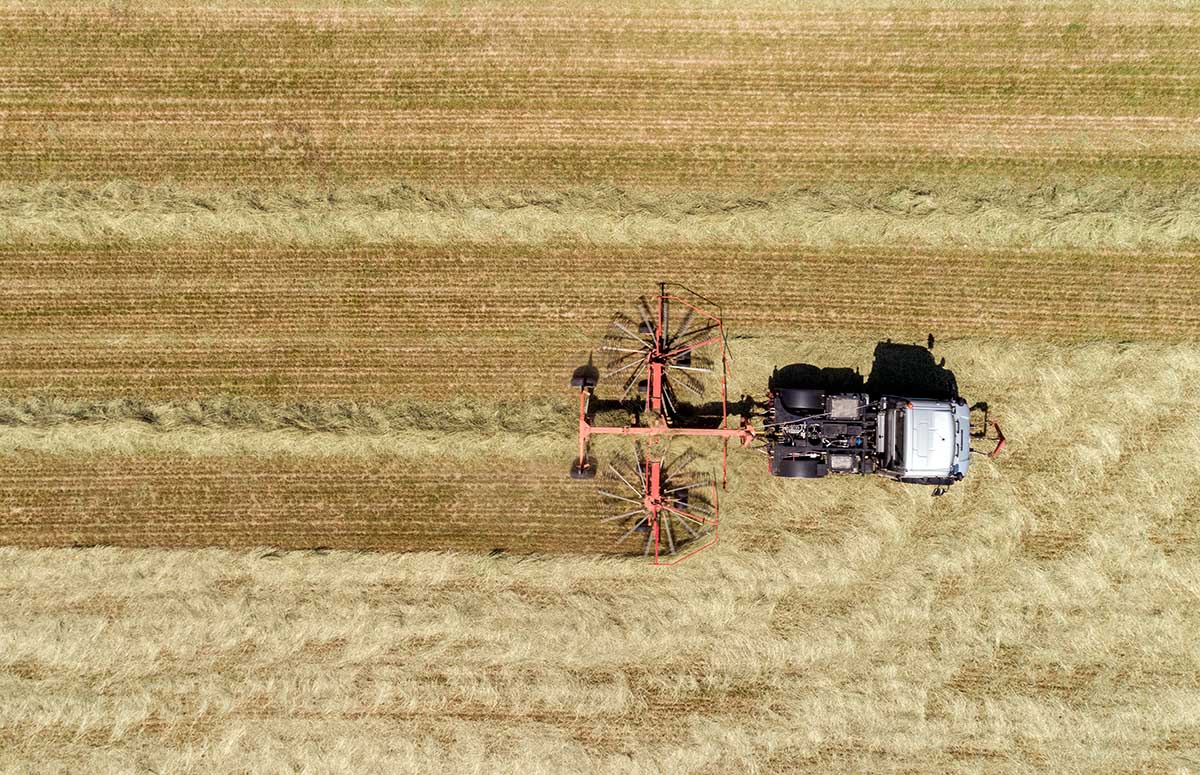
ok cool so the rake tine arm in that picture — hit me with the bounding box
[664,335,722,360]
[673,374,705,398]
[599,490,642,505]
[620,361,648,400]
[664,504,716,526]
[669,307,695,346]
[612,321,650,345]
[608,465,644,498]
[601,508,645,523]
[636,296,656,335]
[603,359,644,379]
[674,514,699,539]
[617,517,649,545]
[664,481,707,494]
[661,380,678,416]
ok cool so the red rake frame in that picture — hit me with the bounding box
[573,285,754,565]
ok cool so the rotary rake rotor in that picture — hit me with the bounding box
[598,441,719,563]
[569,283,754,565]
[600,294,721,416]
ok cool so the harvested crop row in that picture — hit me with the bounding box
[0,453,617,554]
[2,5,1199,185]
[2,244,1197,398]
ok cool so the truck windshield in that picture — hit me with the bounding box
[892,408,905,465]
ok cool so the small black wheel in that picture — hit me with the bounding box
[778,389,825,412]
[775,457,827,479]
[570,459,597,480]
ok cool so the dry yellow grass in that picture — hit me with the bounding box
[3,0,1200,771]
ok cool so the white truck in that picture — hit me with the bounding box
[764,388,972,489]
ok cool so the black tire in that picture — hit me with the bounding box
[570,459,597,479]
[778,389,825,412]
[775,457,827,479]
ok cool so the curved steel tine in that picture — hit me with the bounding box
[643,525,655,557]
[663,512,676,555]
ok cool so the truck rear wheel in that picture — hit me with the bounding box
[778,389,825,412]
[776,458,828,478]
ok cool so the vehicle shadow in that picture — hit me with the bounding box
[863,341,958,400]
[770,339,959,400]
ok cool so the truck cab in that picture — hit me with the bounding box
[877,397,970,486]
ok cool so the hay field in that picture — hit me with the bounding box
[2,1,1199,772]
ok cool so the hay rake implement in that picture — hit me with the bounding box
[569,284,754,565]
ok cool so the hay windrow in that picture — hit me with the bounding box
[2,180,1199,250]
[0,395,575,437]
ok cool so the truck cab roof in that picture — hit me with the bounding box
[888,398,970,482]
